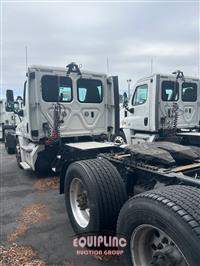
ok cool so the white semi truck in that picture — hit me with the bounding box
[15,63,119,171]
[0,90,22,153]
[119,71,200,146]
[16,63,200,266]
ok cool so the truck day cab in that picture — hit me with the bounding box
[119,71,200,146]
[16,64,200,266]
[15,63,119,171]
[0,90,22,153]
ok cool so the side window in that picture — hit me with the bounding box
[132,84,148,106]
[59,86,72,102]
[162,81,179,101]
[14,102,20,112]
[182,82,197,102]
[77,79,103,103]
[42,75,72,102]
[78,88,87,102]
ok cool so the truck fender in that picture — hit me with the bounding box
[60,162,70,194]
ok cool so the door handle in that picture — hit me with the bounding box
[144,117,148,126]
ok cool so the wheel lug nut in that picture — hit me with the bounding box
[154,230,160,238]
[162,237,169,244]
[157,243,163,250]
[151,244,157,250]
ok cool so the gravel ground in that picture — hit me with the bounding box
[0,143,118,266]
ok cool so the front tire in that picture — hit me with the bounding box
[7,147,15,154]
[117,185,200,266]
[111,131,127,145]
[65,158,127,235]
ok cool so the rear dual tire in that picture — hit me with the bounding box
[65,159,200,266]
[6,147,15,154]
[64,158,127,235]
[117,185,200,266]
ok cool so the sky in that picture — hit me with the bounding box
[0,0,199,98]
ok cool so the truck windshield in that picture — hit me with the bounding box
[42,75,72,102]
[162,81,179,101]
[77,79,103,103]
[182,82,197,102]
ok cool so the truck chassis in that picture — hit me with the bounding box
[57,140,200,266]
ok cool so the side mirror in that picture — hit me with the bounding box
[6,90,14,103]
[129,107,134,114]
[5,90,15,112]
[5,102,14,112]
[18,109,24,117]
[122,92,134,114]
[123,92,128,108]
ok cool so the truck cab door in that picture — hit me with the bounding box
[124,80,151,132]
[178,79,199,129]
[158,76,199,130]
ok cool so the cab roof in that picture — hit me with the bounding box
[137,73,199,83]
[28,65,107,78]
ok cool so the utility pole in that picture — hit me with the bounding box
[150,58,153,74]
[127,79,132,100]
[106,57,109,75]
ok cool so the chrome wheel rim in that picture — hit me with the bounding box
[69,178,90,228]
[114,136,125,145]
[131,224,188,266]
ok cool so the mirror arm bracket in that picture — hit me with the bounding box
[124,105,134,114]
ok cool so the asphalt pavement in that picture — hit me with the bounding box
[0,143,118,266]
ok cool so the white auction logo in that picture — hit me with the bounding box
[73,235,127,256]
[73,235,127,248]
